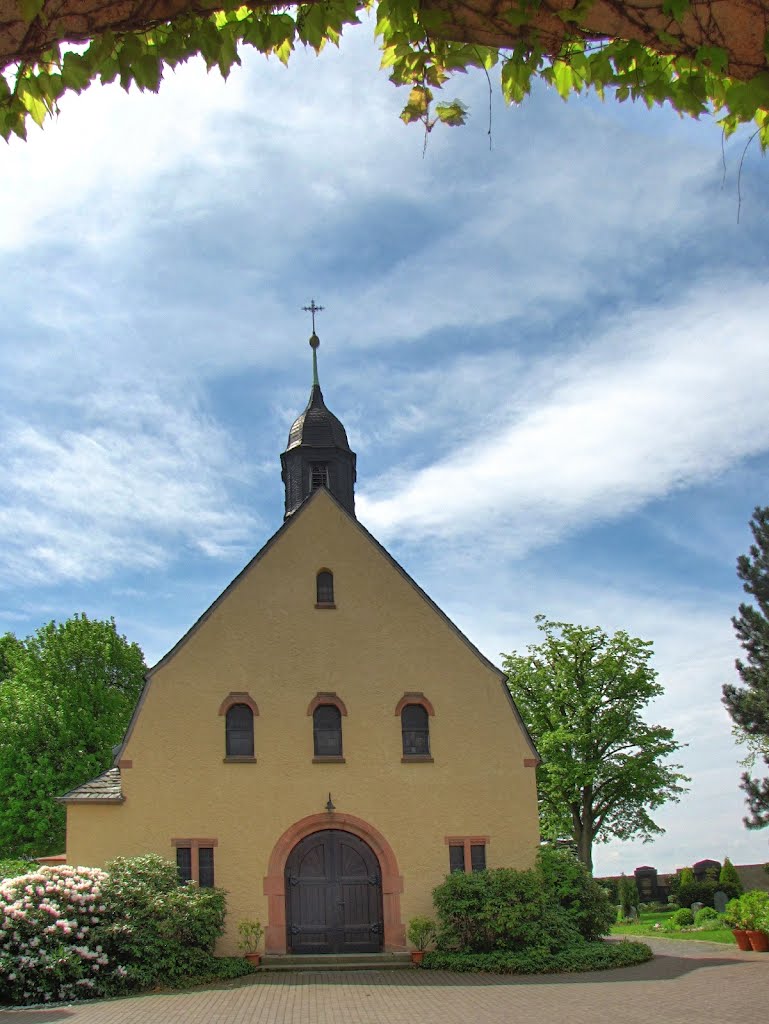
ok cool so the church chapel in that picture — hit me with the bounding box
[61,328,541,956]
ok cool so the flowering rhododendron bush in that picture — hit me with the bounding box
[0,855,229,1006]
[0,865,128,1004]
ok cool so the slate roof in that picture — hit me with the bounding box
[58,767,124,803]
[286,384,352,451]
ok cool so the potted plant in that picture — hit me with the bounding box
[238,918,264,966]
[724,897,752,950]
[406,915,436,965]
[739,891,769,952]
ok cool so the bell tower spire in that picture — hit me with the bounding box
[280,307,357,519]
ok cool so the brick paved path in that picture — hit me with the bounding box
[1,939,765,1024]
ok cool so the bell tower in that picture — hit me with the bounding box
[280,313,356,519]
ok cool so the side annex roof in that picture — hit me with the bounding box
[58,767,124,803]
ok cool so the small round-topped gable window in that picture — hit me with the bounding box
[316,570,334,606]
[226,704,254,757]
[401,704,430,756]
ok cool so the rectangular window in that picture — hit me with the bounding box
[449,845,465,873]
[172,839,218,886]
[176,847,192,884]
[445,836,490,874]
[470,844,486,872]
[198,847,215,888]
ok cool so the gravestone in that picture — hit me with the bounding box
[714,890,729,914]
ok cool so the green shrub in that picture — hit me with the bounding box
[597,876,618,903]
[422,940,653,974]
[668,907,694,929]
[537,848,615,941]
[431,868,581,954]
[677,879,741,908]
[161,956,256,989]
[431,850,614,956]
[0,858,36,880]
[95,854,227,989]
[694,906,721,926]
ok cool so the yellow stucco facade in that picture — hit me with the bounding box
[64,488,540,955]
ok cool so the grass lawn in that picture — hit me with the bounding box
[611,908,736,945]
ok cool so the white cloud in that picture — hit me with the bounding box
[0,381,256,585]
[358,279,769,556]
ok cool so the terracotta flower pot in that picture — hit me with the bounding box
[245,951,262,966]
[732,929,752,951]
[410,950,425,965]
[746,930,769,952]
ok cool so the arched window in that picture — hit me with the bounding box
[313,704,342,757]
[316,570,334,605]
[401,703,430,757]
[226,703,254,757]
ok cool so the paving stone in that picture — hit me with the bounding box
[0,939,765,1024]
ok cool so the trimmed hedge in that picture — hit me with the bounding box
[154,956,256,990]
[422,940,653,974]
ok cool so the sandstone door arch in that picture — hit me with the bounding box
[263,811,405,954]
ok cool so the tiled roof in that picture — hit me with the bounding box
[58,767,124,803]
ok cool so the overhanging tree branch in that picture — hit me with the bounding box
[2,1,769,78]
[3,1,769,142]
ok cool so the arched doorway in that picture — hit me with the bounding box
[285,830,383,953]
[263,811,405,954]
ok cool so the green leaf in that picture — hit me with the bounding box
[434,100,467,126]
[132,54,162,92]
[501,59,534,105]
[61,53,92,92]
[400,84,432,123]
[552,61,576,99]
[18,82,47,128]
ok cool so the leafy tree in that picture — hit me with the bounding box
[503,616,689,871]
[679,866,695,887]
[0,633,23,684]
[722,506,769,829]
[617,873,639,918]
[0,614,146,858]
[1,2,769,145]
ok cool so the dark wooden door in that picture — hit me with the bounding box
[285,830,383,954]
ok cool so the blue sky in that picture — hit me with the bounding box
[1,19,768,876]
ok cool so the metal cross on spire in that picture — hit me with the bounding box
[302,299,325,334]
